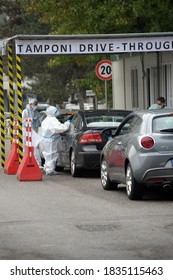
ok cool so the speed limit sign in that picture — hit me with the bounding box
[95,60,112,81]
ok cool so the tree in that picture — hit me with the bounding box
[25,0,173,34]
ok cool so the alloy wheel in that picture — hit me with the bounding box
[101,159,118,190]
[126,165,132,197]
[101,159,108,187]
[70,150,75,175]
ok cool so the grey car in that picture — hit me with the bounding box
[100,109,173,200]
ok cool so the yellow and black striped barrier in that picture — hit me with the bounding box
[16,54,23,162]
[0,52,5,167]
[8,46,15,143]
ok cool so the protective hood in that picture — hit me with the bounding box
[29,98,37,105]
[46,106,59,117]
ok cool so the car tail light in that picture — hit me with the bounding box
[80,133,102,144]
[146,178,166,183]
[140,136,154,149]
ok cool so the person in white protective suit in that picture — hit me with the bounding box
[22,98,40,133]
[22,98,42,166]
[41,106,70,175]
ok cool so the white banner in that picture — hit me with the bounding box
[0,260,172,280]
[15,36,173,55]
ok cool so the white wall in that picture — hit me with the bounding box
[112,59,125,109]
[112,55,144,109]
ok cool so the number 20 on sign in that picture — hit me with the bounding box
[95,60,112,81]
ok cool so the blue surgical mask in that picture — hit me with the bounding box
[156,105,162,109]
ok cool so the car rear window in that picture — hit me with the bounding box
[153,115,173,132]
[85,114,126,128]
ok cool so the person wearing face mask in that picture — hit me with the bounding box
[41,106,70,175]
[22,98,42,166]
[22,98,40,133]
[148,97,166,110]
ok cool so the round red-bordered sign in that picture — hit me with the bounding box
[95,60,112,81]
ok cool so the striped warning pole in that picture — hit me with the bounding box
[25,119,29,148]
[28,119,32,148]
[16,54,23,162]
[25,118,32,159]
[13,118,19,144]
[0,52,5,167]
[25,119,32,148]
[8,45,15,143]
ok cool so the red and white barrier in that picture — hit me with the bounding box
[17,118,42,181]
[13,119,19,143]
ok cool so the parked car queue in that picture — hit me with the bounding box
[38,108,173,201]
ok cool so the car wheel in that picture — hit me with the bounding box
[101,159,118,190]
[70,150,81,177]
[126,164,144,200]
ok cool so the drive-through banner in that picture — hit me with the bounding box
[14,36,173,55]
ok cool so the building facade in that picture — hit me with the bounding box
[112,51,173,110]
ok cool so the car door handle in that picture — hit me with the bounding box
[118,141,122,145]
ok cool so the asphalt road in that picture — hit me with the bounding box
[0,163,173,260]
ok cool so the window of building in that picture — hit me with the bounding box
[131,68,139,109]
[146,67,158,107]
[161,64,172,107]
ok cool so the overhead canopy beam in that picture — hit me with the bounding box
[2,32,173,56]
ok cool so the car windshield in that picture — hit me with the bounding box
[153,115,173,132]
[85,114,126,128]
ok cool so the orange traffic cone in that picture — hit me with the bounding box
[17,118,42,181]
[4,120,19,175]
[17,146,42,181]
[4,142,19,175]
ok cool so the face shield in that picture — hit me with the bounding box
[29,98,38,110]
[55,110,60,118]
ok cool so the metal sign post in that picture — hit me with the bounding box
[105,80,108,109]
[95,60,112,109]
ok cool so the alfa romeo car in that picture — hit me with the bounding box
[100,109,173,200]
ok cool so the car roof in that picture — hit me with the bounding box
[131,108,173,118]
[77,109,132,115]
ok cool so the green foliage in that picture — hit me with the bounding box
[0,0,49,37]
[25,0,173,34]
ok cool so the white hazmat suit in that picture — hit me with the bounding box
[41,106,70,175]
